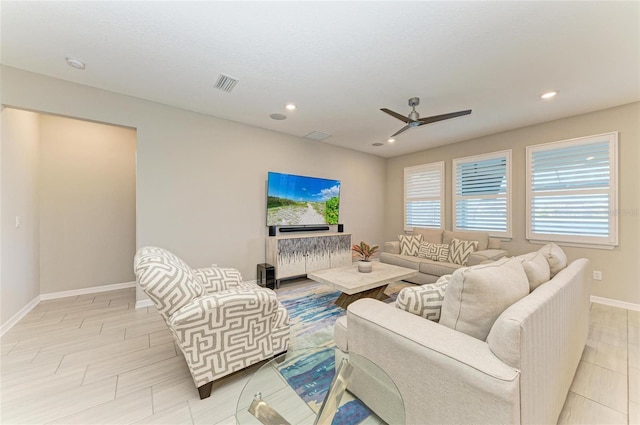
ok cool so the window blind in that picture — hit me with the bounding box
[404,162,444,230]
[527,133,618,247]
[453,151,511,237]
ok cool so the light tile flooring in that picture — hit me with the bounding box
[0,286,638,424]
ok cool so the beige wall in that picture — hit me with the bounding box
[1,108,40,324]
[0,66,387,310]
[38,115,136,293]
[386,102,640,305]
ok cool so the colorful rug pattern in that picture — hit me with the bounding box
[275,281,400,424]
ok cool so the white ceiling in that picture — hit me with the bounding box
[2,1,639,158]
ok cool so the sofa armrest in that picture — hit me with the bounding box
[193,266,245,292]
[467,249,508,266]
[346,299,520,425]
[383,241,400,254]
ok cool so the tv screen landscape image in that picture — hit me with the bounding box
[267,172,340,226]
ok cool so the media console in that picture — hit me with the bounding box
[266,233,352,281]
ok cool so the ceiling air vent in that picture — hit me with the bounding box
[304,131,332,141]
[214,73,239,92]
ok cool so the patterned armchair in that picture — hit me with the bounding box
[134,246,290,399]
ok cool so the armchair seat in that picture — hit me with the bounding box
[134,246,290,399]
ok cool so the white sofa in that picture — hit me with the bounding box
[380,228,507,284]
[335,245,591,425]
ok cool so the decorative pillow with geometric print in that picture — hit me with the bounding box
[447,238,479,265]
[396,277,449,321]
[417,242,450,262]
[398,234,424,256]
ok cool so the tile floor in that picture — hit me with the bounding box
[0,285,637,424]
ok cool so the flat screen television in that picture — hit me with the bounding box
[266,171,341,226]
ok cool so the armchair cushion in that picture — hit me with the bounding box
[193,266,244,293]
[514,251,551,291]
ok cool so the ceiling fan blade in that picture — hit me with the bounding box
[418,109,472,125]
[381,108,410,123]
[391,124,412,137]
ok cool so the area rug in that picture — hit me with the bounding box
[274,280,402,424]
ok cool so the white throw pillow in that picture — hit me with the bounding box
[439,257,530,340]
[514,252,551,291]
[417,242,450,262]
[538,242,568,277]
[447,238,479,265]
[398,234,423,256]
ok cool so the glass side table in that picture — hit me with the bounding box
[236,347,404,425]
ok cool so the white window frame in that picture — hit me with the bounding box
[404,161,445,231]
[452,150,512,238]
[526,132,618,249]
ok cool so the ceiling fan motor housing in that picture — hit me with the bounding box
[408,97,420,107]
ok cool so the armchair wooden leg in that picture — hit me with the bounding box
[198,381,214,399]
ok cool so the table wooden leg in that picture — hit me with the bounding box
[334,285,389,309]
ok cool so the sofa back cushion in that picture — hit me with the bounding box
[514,251,551,291]
[440,257,529,340]
[538,242,568,277]
[412,227,444,244]
[134,246,205,322]
[443,230,489,251]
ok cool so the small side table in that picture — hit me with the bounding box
[257,263,276,289]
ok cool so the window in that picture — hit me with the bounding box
[404,162,444,230]
[453,150,511,238]
[526,132,618,248]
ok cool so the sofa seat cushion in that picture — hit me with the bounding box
[418,259,462,276]
[443,230,489,251]
[334,315,348,352]
[440,257,530,341]
[379,252,421,270]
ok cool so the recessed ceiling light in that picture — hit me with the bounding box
[540,91,558,99]
[387,138,395,143]
[372,142,384,147]
[285,104,296,111]
[270,113,287,120]
[65,57,85,70]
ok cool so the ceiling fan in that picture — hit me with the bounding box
[381,97,472,137]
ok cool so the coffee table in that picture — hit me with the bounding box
[307,262,418,308]
[236,347,404,425]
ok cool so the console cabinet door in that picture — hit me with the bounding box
[267,233,352,280]
[274,238,307,279]
[330,234,352,268]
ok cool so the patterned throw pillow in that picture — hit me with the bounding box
[396,279,449,321]
[417,242,450,262]
[398,234,423,256]
[447,238,479,265]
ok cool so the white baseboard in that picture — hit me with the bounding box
[591,295,640,311]
[40,281,136,301]
[0,295,41,337]
[135,299,154,309]
[1,281,137,336]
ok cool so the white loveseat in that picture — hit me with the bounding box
[380,228,507,284]
[335,244,591,425]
